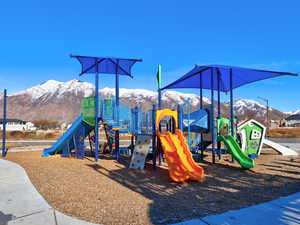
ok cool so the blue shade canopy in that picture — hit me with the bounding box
[71,55,142,77]
[161,65,298,92]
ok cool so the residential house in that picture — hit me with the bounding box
[0,119,37,131]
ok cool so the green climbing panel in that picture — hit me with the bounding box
[102,98,114,121]
[82,97,96,126]
[217,117,237,139]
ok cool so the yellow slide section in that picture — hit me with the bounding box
[157,129,204,182]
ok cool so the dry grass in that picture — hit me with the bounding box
[6,150,300,225]
[3,143,51,149]
[269,128,300,138]
[0,130,63,140]
[8,145,51,149]
[0,130,131,141]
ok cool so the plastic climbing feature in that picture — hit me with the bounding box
[82,97,96,126]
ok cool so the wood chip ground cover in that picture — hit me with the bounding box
[6,150,300,225]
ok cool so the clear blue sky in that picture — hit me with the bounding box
[0,1,299,112]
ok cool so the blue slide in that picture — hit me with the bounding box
[42,115,94,157]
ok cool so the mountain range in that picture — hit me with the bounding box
[0,79,298,124]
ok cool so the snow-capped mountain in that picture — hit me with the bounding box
[233,99,267,113]
[99,87,210,112]
[230,99,269,118]
[13,79,94,101]
[0,79,287,123]
[293,110,300,115]
[224,99,285,122]
[285,109,300,115]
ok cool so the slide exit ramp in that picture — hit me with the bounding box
[42,115,94,157]
[218,135,254,169]
[264,139,298,156]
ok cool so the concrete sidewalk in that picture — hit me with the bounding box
[173,193,300,225]
[0,149,43,154]
[0,159,99,225]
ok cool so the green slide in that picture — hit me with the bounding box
[218,135,254,169]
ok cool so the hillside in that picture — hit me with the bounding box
[0,79,290,124]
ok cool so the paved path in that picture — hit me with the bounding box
[269,138,300,153]
[0,159,99,225]
[0,149,43,154]
[1,158,299,225]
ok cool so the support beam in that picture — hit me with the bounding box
[200,74,204,160]
[217,70,222,159]
[187,100,191,149]
[230,68,234,137]
[158,89,162,109]
[134,107,138,134]
[217,72,221,119]
[230,68,234,163]
[145,112,149,134]
[200,74,203,109]
[115,59,120,160]
[152,104,157,169]
[2,89,7,157]
[177,104,183,130]
[95,72,99,161]
[210,68,215,163]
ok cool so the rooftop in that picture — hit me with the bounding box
[286,114,300,121]
[0,119,27,124]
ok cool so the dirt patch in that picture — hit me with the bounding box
[6,151,300,225]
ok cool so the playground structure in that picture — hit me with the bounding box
[41,89,297,172]
[0,53,297,183]
[40,89,208,181]
[159,65,299,168]
[41,60,298,177]
[42,86,295,170]
[17,58,295,180]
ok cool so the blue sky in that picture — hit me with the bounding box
[0,1,299,112]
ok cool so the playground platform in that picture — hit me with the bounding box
[0,158,299,225]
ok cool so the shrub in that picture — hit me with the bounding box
[44,133,55,139]
[32,120,60,130]
[24,131,37,138]
[9,131,24,139]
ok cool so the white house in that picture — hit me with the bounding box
[285,114,300,127]
[0,119,37,131]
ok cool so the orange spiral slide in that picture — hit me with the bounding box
[157,129,204,182]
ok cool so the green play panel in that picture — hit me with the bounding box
[238,119,266,155]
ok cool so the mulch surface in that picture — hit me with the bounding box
[6,150,300,225]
